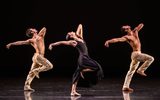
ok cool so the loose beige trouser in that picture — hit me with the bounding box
[24,53,53,87]
[123,51,154,88]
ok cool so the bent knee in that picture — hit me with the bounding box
[44,64,53,71]
[50,64,53,69]
[149,56,154,62]
[45,60,53,69]
[48,63,53,69]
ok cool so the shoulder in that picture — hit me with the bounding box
[123,35,129,39]
[27,38,34,43]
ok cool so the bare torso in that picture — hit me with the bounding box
[30,35,45,56]
[125,31,141,52]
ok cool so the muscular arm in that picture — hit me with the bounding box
[49,40,77,50]
[38,27,46,37]
[133,23,144,32]
[76,24,83,39]
[6,39,30,49]
[104,36,127,47]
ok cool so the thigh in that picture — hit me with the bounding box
[135,53,152,62]
[30,62,41,71]
[129,60,140,71]
[81,56,100,70]
[36,55,48,65]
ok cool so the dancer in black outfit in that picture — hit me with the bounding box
[49,24,104,96]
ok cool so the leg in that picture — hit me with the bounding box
[37,57,53,72]
[71,81,81,96]
[24,63,39,91]
[80,61,101,79]
[79,55,103,79]
[70,95,81,100]
[136,53,154,76]
[71,68,81,96]
[80,68,94,79]
[32,55,53,78]
[84,58,104,80]
[82,68,94,72]
[123,60,140,92]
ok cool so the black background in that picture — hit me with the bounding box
[0,0,159,78]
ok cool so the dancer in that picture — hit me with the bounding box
[6,27,53,91]
[104,23,154,92]
[49,24,104,96]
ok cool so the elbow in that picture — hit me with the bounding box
[42,27,47,31]
[141,23,144,26]
[79,24,82,26]
[140,23,144,27]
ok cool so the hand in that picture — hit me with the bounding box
[48,45,53,50]
[6,44,11,49]
[104,41,109,47]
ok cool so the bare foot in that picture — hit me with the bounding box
[122,87,133,93]
[137,70,147,76]
[24,85,35,92]
[71,92,81,96]
[70,95,81,100]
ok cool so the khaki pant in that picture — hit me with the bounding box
[24,53,53,87]
[123,51,154,88]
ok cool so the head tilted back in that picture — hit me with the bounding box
[26,28,34,37]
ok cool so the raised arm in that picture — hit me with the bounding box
[6,39,31,49]
[104,36,127,47]
[38,27,46,37]
[49,40,77,50]
[133,23,144,32]
[76,24,83,39]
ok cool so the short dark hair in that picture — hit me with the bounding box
[26,28,33,37]
[121,27,126,33]
[121,25,131,33]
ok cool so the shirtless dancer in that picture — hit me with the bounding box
[49,24,104,96]
[104,23,154,92]
[6,27,53,91]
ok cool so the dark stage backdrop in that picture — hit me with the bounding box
[0,0,159,78]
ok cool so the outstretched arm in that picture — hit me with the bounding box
[6,39,30,49]
[38,27,46,37]
[104,36,127,47]
[76,24,83,39]
[133,23,144,32]
[49,40,77,50]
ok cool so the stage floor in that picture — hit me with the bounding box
[0,76,160,100]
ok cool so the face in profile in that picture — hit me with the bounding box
[121,25,131,33]
[26,28,38,37]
